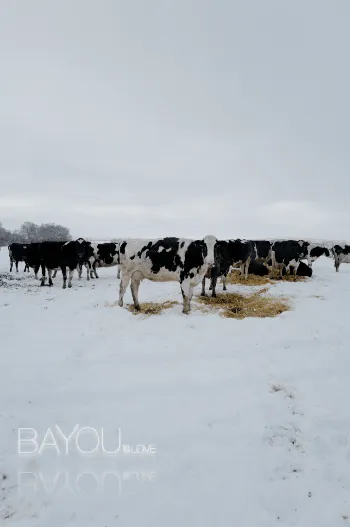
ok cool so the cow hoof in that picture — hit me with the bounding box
[62,284,66,289]
[182,310,190,315]
[201,292,206,297]
[40,282,45,287]
[134,305,141,311]
[49,282,53,287]
[223,286,227,291]
[68,284,72,289]
[118,301,123,307]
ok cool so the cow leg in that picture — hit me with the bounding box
[201,277,206,296]
[93,263,99,279]
[335,260,340,272]
[52,269,58,278]
[181,280,191,314]
[211,274,217,298]
[78,263,82,280]
[15,261,19,272]
[61,266,67,289]
[85,262,90,281]
[117,266,120,279]
[245,257,251,280]
[118,272,131,307]
[48,268,53,286]
[40,264,46,286]
[10,258,13,272]
[222,275,227,291]
[34,265,40,280]
[68,268,74,288]
[130,273,141,310]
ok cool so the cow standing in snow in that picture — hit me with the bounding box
[40,238,93,288]
[8,243,29,272]
[302,243,331,267]
[332,244,350,272]
[201,239,253,297]
[117,236,216,314]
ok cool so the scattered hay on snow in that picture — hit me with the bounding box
[197,288,290,319]
[269,269,307,282]
[227,270,272,286]
[127,300,179,316]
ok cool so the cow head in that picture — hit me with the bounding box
[203,235,217,266]
[298,240,309,259]
[75,238,91,260]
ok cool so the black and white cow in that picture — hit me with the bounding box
[251,240,272,265]
[271,240,309,277]
[296,261,313,277]
[332,244,350,272]
[8,243,30,272]
[201,239,253,297]
[89,242,120,278]
[118,236,217,314]
[40,238,93,288]
[303,243,331,267]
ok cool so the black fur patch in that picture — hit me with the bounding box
[310,246,329,258]
[137,241,153,259]
[333,244,350,256]
[180,240,206,281]
[97,243,117,265]
[249,259,269,276]
[143,238,182,274]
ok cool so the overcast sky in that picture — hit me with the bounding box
[1,0,349,240]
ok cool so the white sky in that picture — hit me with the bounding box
[1,0,349,240]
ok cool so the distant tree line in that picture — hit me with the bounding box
[0,221,72,247]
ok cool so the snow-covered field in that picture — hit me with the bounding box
[1,247,350,526]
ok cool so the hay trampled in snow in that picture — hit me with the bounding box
[227,270,272,286]
[127,300,179,316]
[197,288,290,319]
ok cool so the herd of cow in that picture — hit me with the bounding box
[5,237,350,314]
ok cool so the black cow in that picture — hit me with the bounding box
[271,240,309,277]
[8,243,30,272]
[201,239,253,297]
[40,238,93,288]
[22,243,42,279]
[332,244,350,272]
[248,259,269,276]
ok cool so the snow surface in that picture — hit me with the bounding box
[1,247,350,526]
